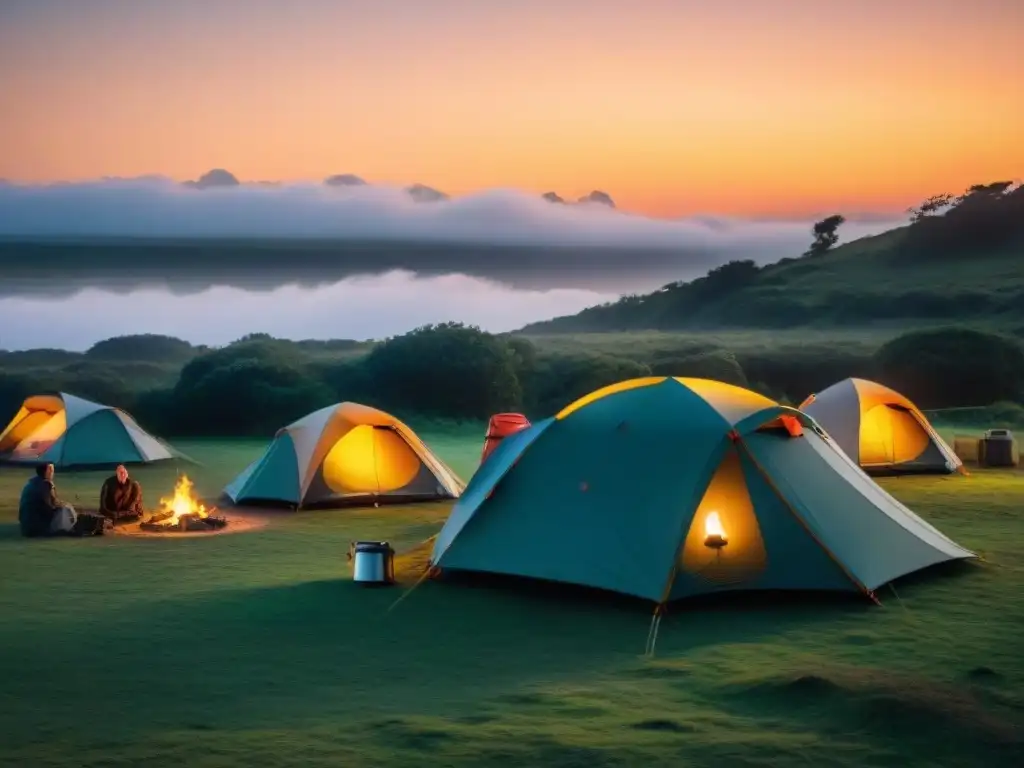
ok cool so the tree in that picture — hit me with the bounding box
[521,353,651,415]
[86,334,195,363]
[907,194,954,222]
[903,179,1023,257]
[804,215,846,257]
[171,359,334,435]
[175,338,305,392]
[362,323,522,419]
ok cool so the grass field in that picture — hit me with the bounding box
[0,430,1022,767]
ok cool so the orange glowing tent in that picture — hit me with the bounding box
[801,378,963,475]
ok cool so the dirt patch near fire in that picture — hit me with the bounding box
[105,473,272,538]
[111,510,271,538]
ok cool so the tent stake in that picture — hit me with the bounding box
[644,605,665,657]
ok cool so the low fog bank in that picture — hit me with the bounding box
[0,175,899,247]
[0,270,616,351]
[0,178,901,298]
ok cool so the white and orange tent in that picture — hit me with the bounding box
[222,402,464,508]
[800,378,962,475]
[0,392,180,468]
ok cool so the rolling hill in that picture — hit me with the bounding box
[520,224,1024,335]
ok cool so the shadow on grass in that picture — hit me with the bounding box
[716,665,1023,765]
[0,568,867,742]
[885,558,981,596]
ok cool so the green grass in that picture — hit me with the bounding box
[0,433,1022,767]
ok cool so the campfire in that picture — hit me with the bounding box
[140,474,228,533]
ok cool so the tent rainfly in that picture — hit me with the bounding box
[0,392,180,468]
[430,377,975,605]
[222,402,465,508]
[800,378,963,475]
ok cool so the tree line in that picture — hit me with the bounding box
[1,324,1023,438]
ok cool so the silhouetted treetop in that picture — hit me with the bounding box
[805,215,846,258]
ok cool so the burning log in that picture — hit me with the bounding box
[139,475,229,533]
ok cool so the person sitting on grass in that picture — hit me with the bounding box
[99,464,145,521]
[18,463,77,537]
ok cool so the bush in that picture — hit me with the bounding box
[132,388,178,434]
[170,359,335,436]
[312,358,374,403]
[735,345,875,404]
[0,372,34,424]
[647,350,747,385]
[52,369,138,412]
[0,348,81,367]
[522,353,651,415]
[362,323,523,419]
[176,338,306,392]
[874,327,1024,408]
[85,334,195,363]
[928,401,1024,430]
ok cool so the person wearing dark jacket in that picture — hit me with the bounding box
[19,463,77,537]
[99,464,145,520]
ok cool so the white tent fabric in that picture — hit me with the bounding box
[223,402,465,508]
[0,392,181,468]
[801,378,962,474]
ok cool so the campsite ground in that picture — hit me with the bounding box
[0,429,1021,767]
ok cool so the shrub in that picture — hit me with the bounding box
[85,334,195,363]
[874,327,1024,408]
[362,323,523,419]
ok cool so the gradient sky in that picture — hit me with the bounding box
[1,0,1020,217]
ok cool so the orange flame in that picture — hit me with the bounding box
[704,511,727,541]
[156,474,207,525]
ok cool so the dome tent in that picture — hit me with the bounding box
[222,402,465,508]
[431,377,974,605]
[800,378,963,475]
[0,392,180,469]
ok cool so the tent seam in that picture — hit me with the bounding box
[734,435,872,599]
[652,428,739,607]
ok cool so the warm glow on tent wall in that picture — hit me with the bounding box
[859,404,930,466]
[1,408,66,454]
[680,448,767,585]
[704,510,728,549]
[322,425,421,494]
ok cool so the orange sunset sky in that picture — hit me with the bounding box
[1,0,1021,217]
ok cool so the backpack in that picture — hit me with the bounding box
[72,512,111,537]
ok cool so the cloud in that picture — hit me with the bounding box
[0,271,617,351]
[0,175,903,249]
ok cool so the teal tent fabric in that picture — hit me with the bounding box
[432,377,975,603]
[223,434,302,504]
[51,410,144,466]
[0,392,180,469]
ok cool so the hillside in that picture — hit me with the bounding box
[521,184,1024,334]
[521,229,1023,333]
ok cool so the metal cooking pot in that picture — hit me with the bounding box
[350,540,396,586]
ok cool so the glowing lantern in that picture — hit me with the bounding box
[703,510,728,549]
